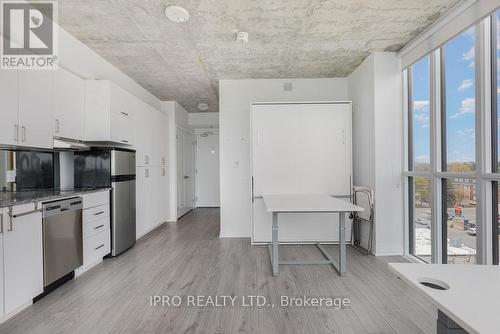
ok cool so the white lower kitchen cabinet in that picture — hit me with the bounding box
[76,191,111,276]
[0,209,4,318]
[2,203,43,316]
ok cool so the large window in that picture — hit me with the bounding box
[444,178,477,264]
[443,28,476,172]
[409,177,432,262]
[410,57,431,172]
[406,13,500,265]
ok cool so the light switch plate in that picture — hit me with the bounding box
[6,170,16,182]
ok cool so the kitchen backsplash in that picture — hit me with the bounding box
[0,150,55,191]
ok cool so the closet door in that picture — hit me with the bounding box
[251,103,352,243]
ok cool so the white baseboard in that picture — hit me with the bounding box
[0,301,32,324]
[136,221,167,240]
[373,246,404,256]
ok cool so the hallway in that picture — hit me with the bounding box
[0,208,436,334]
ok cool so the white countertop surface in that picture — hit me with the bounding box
[389,263,500,334]
[262,194,364,213]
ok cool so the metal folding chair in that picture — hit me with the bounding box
[350,186,374,255]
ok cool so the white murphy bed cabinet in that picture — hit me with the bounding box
[0,204,44,317]
[53,68,85,140]
[135,100,169,238]
[85,80,136,146]
[0,69,53,149]
[251,102,353,244]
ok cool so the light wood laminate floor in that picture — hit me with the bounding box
[0,208,436,334]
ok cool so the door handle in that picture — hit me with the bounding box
[94,211,104,216]
[21,126,26,142]
[184,176,190,179]
[14,124,19,142]
[94,244,104,250]
[55,119,60,133]
[94,224,104,230]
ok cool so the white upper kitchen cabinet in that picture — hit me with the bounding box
[85,80,136,145]
[135,100,154,166]
[0,69,19,147]
[3,203,43,315]
[18,70,54,149]
[53,68,85,140]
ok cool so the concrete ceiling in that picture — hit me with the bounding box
[57,0,459,112]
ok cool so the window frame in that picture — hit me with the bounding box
[404,16,500,265]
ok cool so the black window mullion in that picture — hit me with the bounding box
[442,178,448,264]
[491,13,499,265]
[492,182,499,265]
[408,177,415,255]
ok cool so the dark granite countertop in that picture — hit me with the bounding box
[0,188,111,208]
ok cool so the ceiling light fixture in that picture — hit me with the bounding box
[164,5,190,23]
[197,102,209,111]
[236,31,249,44]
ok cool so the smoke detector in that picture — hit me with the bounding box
[197,102,209,111]
[236,31,249,44]
[164,5,190,23]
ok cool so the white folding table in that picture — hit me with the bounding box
[262,194,364,276]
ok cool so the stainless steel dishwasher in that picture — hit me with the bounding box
[42,197,83,287]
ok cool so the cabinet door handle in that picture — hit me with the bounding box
[21,126,26,142]
[0,213,3,234]
[94,211,104,216]
[121,112,129,116]
[145,155,149,165]
[145,169,149,178]
[55,119,60,133]
[14,125,19,142]
[94,224,104,230]
[94,244,104,250]
[162,168,165,176]
[121,140,129,143]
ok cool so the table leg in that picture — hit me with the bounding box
[272,212,279,276]
[339,212,347,276]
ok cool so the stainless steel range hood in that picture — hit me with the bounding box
[53,138,90,151]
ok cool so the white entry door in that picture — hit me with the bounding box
[195,130,220,207]
[177,128,195,218]
[251,103,353,244]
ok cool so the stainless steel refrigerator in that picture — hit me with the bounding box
[74,148,136,256]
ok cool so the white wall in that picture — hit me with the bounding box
[162,101,192,222]
[348,55,376,191]
[347,52,404,256]
[189,113,219,128]
[219,78,349,237]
